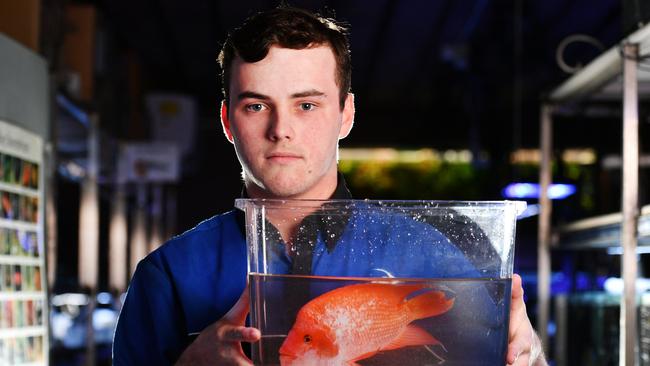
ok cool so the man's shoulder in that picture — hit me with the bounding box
[143,209,243,268]
[170,209,240,242]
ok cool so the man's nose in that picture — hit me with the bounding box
[266,109,295,141]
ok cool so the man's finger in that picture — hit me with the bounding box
[223,286,251,325]
[506,336,529,365]
[507,352,530,366]
[509,274,527,339]
[220,325,261,342]
[511,274,524,300]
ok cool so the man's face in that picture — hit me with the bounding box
[221,46,354,199]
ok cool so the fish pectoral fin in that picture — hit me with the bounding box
[382,325,442,351]
[407,290,454,320]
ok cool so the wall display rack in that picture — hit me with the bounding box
[0,120,47,365]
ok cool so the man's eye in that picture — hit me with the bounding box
[299,103,315,111]
[246,104,265,112]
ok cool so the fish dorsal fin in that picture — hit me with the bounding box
[365,283,424,299]
[406,290,454,321]
[382,325,441,351]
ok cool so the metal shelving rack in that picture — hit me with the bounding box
[538,23,650,366]
[556,205,650,250]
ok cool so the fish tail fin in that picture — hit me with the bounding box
[407,290,454,320]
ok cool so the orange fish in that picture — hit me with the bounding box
[278,283,454,366]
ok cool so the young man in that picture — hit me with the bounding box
[113,7,546,366]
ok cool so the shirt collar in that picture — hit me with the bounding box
[234,172,353,274]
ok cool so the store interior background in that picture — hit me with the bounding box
[1,0,650,365]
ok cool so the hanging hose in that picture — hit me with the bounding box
[555,34,606,74]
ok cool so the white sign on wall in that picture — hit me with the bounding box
[117,142,180,183]
[146,93,197,158]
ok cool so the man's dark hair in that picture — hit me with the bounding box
[218,6,351,109]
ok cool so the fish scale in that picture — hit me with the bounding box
[317,288,410,351]
[341,312,403,351]
[317,287,416,330]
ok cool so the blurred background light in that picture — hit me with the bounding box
[502,183,576,200]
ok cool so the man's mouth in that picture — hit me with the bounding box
[267,152,302,163]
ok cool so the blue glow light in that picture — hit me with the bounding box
[604,277,650,294]
[502,183,576,200]
[548,184,577,199]
[97,292,113,305]
[606,246,650,255]
[56,94,89,127]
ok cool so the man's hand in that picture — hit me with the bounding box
[506,274,548,366]
[175,288,261,366]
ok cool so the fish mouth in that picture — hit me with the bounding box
[278,347,297,360]
[278,353,297,364]
[278,350,296,359]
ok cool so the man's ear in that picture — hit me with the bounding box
[220,100,234,143]
[339,93,355,139]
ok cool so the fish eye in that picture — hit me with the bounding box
[303,335,312,343]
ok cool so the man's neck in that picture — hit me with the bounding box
[243,172,347,242]
[245,176,338,201]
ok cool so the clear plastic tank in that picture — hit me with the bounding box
[236,199,525,366]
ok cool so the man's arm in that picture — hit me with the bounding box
[113,258,187,365]
[507,274,548,366]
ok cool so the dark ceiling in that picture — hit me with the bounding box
[96,0,624,151]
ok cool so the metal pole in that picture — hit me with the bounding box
[149,183,164,251]
[537,103,553,351]
[554,294,567,366]
[620,42,639,366]
[79,113,99,366]
[109,182,128,292]
[165,184,177,240]
[129,183,148,276]
[78,113,99,288]
[85,289,96,366]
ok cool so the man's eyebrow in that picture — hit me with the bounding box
[291,89,326,98]
[237,91,271,100]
